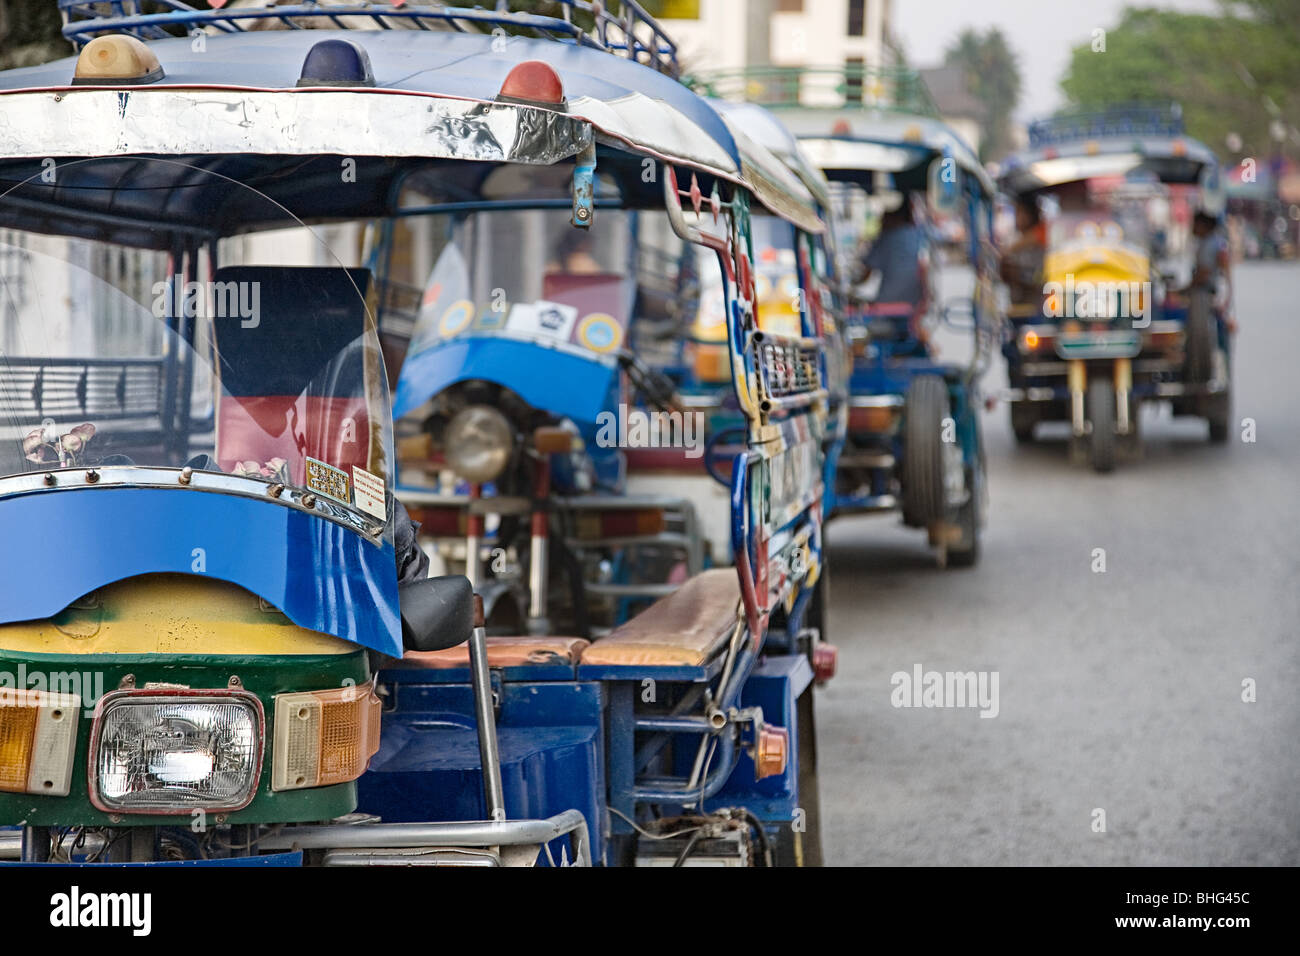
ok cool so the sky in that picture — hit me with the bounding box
[892,0,1221,121]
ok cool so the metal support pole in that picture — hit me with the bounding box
[467,594,505,821]
[465,483,483,589]
[527,455,551,634]
[1068,359,1087,436]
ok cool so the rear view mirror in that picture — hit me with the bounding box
[399,575,475,652]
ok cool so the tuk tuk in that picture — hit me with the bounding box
[997,105,1232,471]
[695,65,1000,566]
[0,1,832,866]
[623,96,847,643]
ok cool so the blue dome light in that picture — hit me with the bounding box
[296,39,375,88]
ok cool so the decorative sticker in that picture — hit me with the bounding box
[474,301,510,331]
[352,466,387,521]
[305,457,351,505]
[576,312,624,353]
[438,299,476,338]
[506,300,578,341]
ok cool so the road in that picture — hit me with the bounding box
[816,260,1300,865]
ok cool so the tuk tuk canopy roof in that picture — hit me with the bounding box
[794,111,995,199]
[706,99,833,212]
[0,30,825,242]
[998,132,1219,197]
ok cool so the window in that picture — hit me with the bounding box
[847,0,866,36]
[845,55,864,104]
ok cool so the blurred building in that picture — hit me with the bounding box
[659,0,897,75]
[916,65,985,157]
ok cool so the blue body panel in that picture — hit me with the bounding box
[708,653,812,823]
[394,337,618,429]
[358,678,607,865]
[0,487,401,657]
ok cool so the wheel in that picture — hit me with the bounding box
[1010,402,1038,443]
[773,687,824,867]
[1184,290,1214,385]
[1088,377,1116,473]
[948,462,983,567]
[901,374,950,527]
[1207,389,1231,443]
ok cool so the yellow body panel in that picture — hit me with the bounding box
[1043,246,1148,286]
[0,574,354,656]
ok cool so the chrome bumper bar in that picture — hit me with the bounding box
[258,810,592,866]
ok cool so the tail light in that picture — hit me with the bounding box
[754,724,789,780]
[813,643,839,684]
[0,690,79,797]
[272,680,381,792]
[574,508,666,540]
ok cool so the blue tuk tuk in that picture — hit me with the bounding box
[694,65,1000,566]
[0,1,833,866]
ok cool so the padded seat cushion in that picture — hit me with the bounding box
[404,636,589,669]
[579,568,739,668]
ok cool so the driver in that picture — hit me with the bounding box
[852,202,926,308]
[852,199,929,341]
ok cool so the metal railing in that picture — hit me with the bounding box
[687,64,939,117]
[58,0,680,76]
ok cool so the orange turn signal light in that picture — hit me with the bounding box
[272,680,381,791]
[754,724,789,780]
[533,426,573,455]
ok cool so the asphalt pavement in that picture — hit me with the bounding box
[817,260,1300,865]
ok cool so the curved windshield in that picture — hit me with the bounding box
[1047,209,1150,256]
[404,207,634,362]
[0,163,392,536]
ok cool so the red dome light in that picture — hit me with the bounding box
[497,60,566,109]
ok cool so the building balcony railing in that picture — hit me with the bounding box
[686,64,938,117]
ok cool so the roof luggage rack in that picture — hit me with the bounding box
[58,0,680,76]
[1026,103,1184,148]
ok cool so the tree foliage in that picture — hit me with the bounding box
[1059,5,1300,160]
[943,26,1022,162]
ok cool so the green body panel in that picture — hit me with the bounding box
[0,648,369,826]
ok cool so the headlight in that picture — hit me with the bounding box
[444,405,513,484]
[89,691,263,814]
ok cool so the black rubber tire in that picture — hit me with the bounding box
[1185,290,1215,385]
[948,465,982,567]
[901,375,950,527]
[773,688,824,867]
[1088,377,1116,474]
[1207,390,1231,444]
[1010,402,1038,443]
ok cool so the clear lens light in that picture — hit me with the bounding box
[94,695,262,811]
[445,405,513,484]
